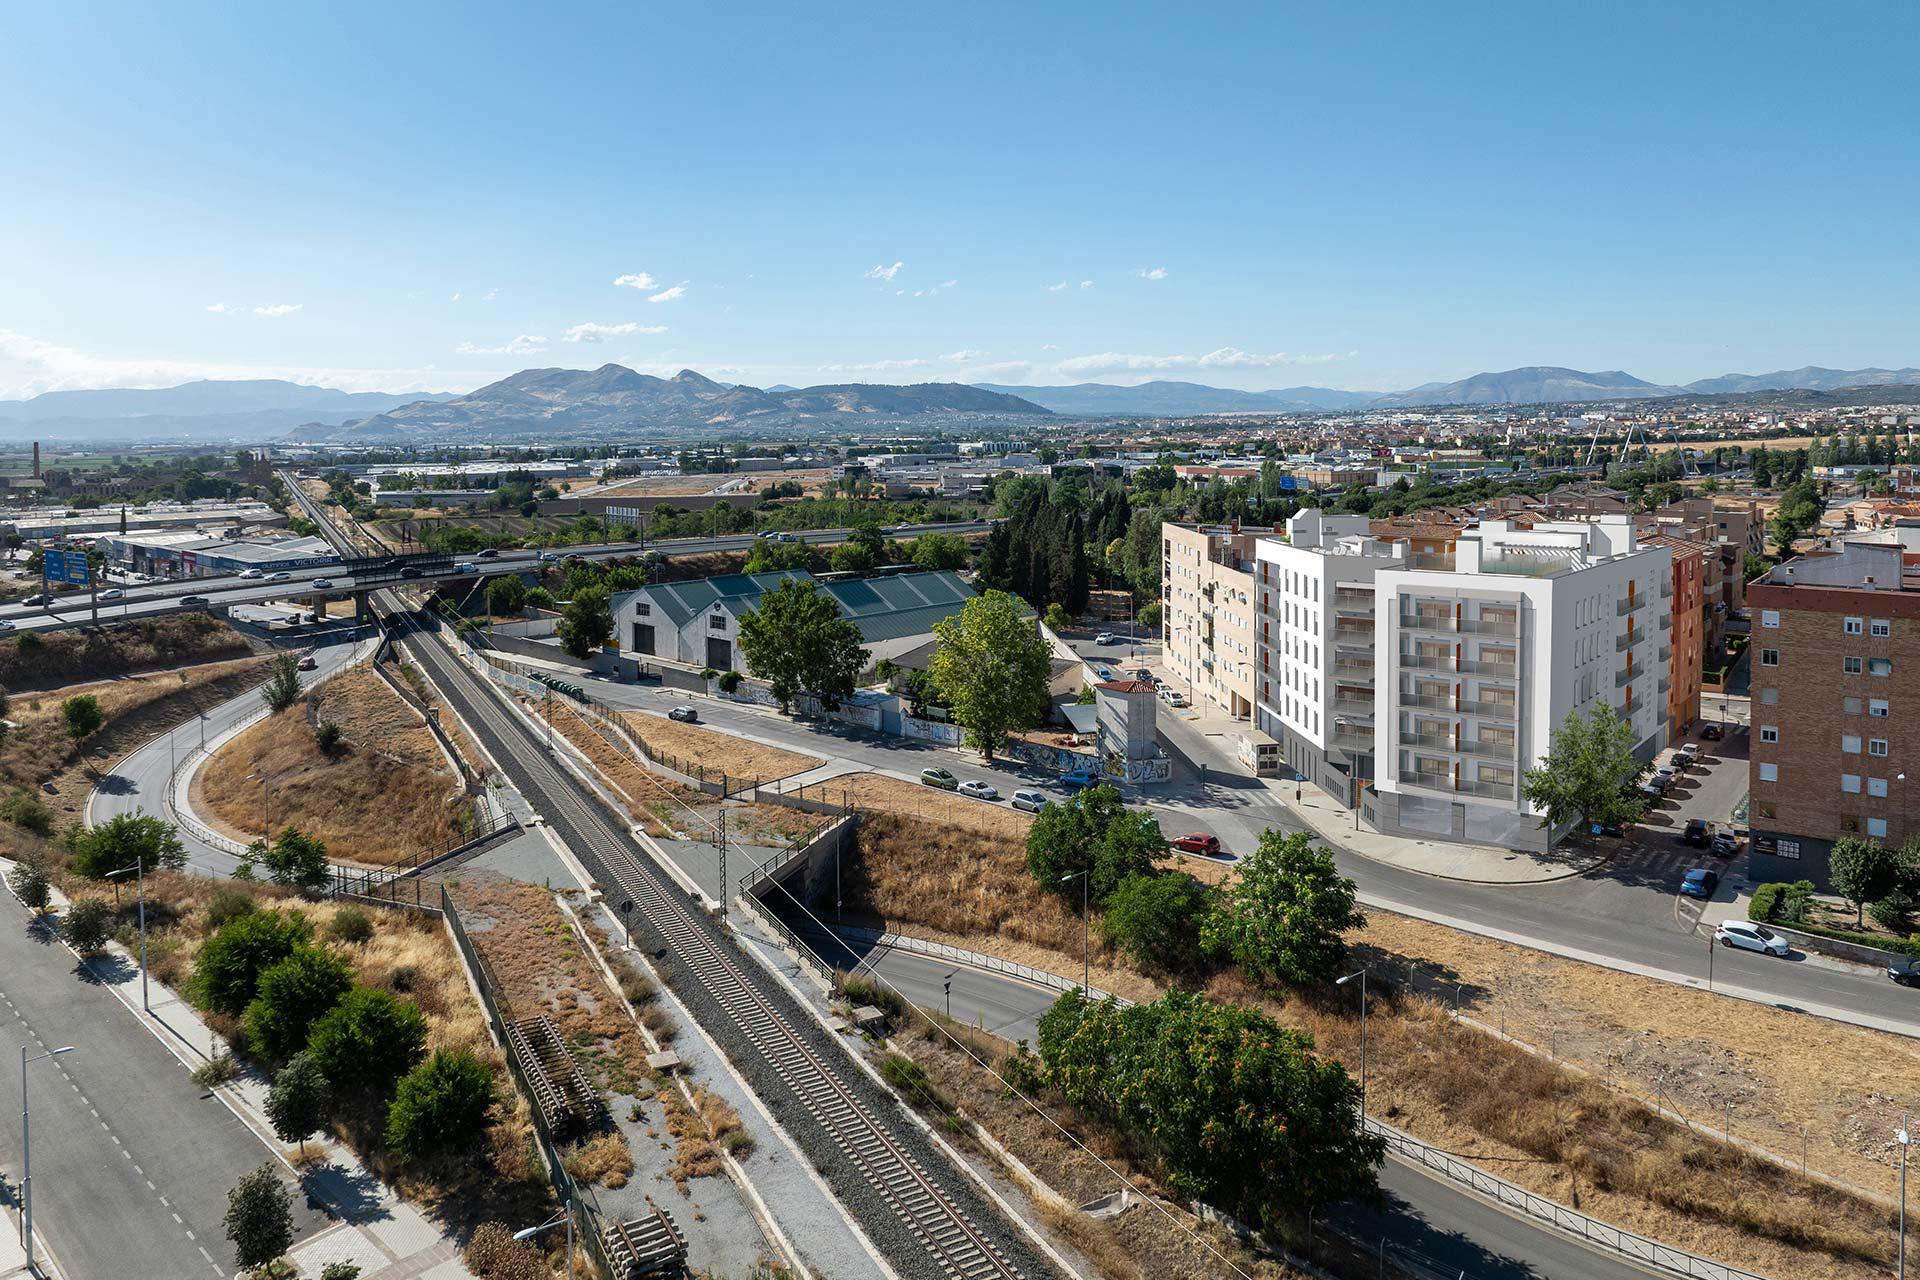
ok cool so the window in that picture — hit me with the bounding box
[1762,687,1780,705]
[1870,777,1890,798]
[1872,699,1891,717]
[1874,619,1892,638]
[1845,696,1864,715]
[1845,616,1864,635]
[633,601,651,616]
[1871,817,1891,838]
[1841,734,1860,753]
[1842,774,1862,794]
[1761,609,1780,628]
[1761,648,1779,667]
[1761,725,1781,744]
[1845,656,1865,675]
[1872,658,1894,678]
[709,613,728,631]
[1759,762,1779,782]
[1872,739,1890,757]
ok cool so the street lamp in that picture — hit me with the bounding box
[105,859,149,1011]
[1336,968,1370,1114]
[1901,1115,1911,1280]
[514,1198,575,1280]
[1059,870,1089,992]
[21,1044,76,1273]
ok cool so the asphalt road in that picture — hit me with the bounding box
[0,894,323,1280]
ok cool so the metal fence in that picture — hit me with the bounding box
[329,804,517,912]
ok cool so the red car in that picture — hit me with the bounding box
[1170,833,1221,856]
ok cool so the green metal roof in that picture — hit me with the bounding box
[612,569,1023,645]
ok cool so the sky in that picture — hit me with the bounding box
[3,1,1918,402]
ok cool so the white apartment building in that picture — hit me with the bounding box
[1254,511,1407,804]
[1255,511,1671,852]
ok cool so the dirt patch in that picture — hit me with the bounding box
[616,711,821,784]
[0,613,252,692]
[195,666,469,865]
[534,699,714,838]
[834,772,1037,843]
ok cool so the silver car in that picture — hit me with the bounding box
[957,779,999,801]
[1010,789,1047,813]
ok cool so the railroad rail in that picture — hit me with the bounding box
[394,609,1035,1280]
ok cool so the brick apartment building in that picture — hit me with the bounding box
[1747,540,1920,889]
[1642,533,1707,734]
[1160,522,1272,720]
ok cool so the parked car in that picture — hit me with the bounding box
[1710,831,1742,857]
[1160,688,1187,707]
[1170,833,1222,856]
[297,654,318,670]
[1683,818,1709,847]
[476,547,499,558]
[1678,741,1701,761]
[920,767,959,791]
[98,588,122,600]
[957,779,999,801]
[668,705,699,723]
[1679,867,1719,899]
[1095,631,1116,645]
[237,568,264,579]
[1651,767,1676,792]
[1716,919,1789,956]
[1010,789,1048,813]
[1701,723,1724,741]
[1058,768,1099,793]
[1890,957,1920,986]
[1130,668,1152,681]
[180,595,210,607]
[310,579,334,589]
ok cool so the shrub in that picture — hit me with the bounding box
[700,667,720,681]
[7,854,51,911]
[192,1052,240,1088]
[320,1264,362,1280]
[68,813,188,878]
[717,670,742,693]
[194,911,312,1015]
[463,1222,546,1280]
[306,987,428,1097]
[385,1050,496,1162]
[313,720,343,754]
[1101,871,1207,971]
[265,1052,330,1152]
[261,655,303,714]
[0,790,54,837]
[244,946,354,1061]
[205,890,258,931]
[327,907,375,944]
[59,898,115,954]
[1872,891,1918,935]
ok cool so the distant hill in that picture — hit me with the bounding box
[320,366,1050,440]
[1368,367,1682,408]
[1683,366,1920,395]
[972,380,1380,416]
[0,379,457,441]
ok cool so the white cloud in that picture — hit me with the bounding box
[865,262,904,281]
[613,273,657,290]
[1041,344,1060,351]
[0,328,470,399]
[455,334,549,356]
[648,286,687,303]
[942,349,986,363]
[1055,347,1352,375]
[1046,281,1068,292]
[205,302,237,314]
[940,279,958,289]
[450,292,462,302]
[817,358,930,373]
[563,321,669,343]
[1133,267,1168,280]
[252,303,303,317]
[1079,280,1094,289]
[483,288,499,302]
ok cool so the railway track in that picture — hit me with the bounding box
[396,613,1039,1280]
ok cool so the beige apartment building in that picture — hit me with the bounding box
[1160,522,1273,720]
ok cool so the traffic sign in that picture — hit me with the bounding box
[42,548,91,587]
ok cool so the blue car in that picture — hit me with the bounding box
[1679,867,1719,899]
[1095,666,1114,681]
[1059,768,1100,793]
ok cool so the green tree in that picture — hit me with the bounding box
[223,1164,294,1272]
[1033,989,1380,1227]
[306,987,428,1097]
[59,897,115,954]
[67,812,188,878]
[1199,830,1365,986]
[557,583,613,658]
[265,1052,330,1153]
[1025,784,1167,905]
[1136,601,1163,633]
[929,590,1050,759]
[247,826,332,892]
[737,578,869,714]
[742,539,811,573]
[7,853,51,910]
[907,532,969,572]
[1519,705,1649,834]
[1100,871,1207,971]
[1042,602,1072,633]
[313,719,343,754]
[385,1049,496,1162]
[485,576,527,615]
[261,654,303,714]
[245,946,353,1060]
[1831,836,1903,927]
[195,911,312,1015]
[61,692,104,743]
[828,539,878,573]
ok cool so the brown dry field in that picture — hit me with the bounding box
[836,772,1038,842]
[196,665,468,865]
[616,710,821,783]
[0,613,252,691]
[594,468,832,498]
[847,813,1898,1279]
[1644,435,1818,455]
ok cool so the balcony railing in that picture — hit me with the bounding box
[1658,644,1672,663]
[1398,611,1521,638]
[1398,692,1458,712]
[1334,652,1376,678]
[1463,698,1518,719]
[1616,631,1642,652]
[1330,729,1375,753]
[1617,596,1647,616]
[1658,676,1671,694]
[1398,733,1516,759]
[1615,666,1639,688]
[1399,770,1455,791]
[1333,696,1375,717]
[1658,613,1672,630]
[1456,777,1517,800]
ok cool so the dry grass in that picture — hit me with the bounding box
[661,1086,745,1190]
[195,666,469,865]
[838,772,1036,842]
[533,699,711,837]
[0,613,251,692]
[616,711,821,783]
[562,1131,634,1189]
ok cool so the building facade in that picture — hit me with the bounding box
[1160,523,1269,720]
[1746,541,1920,889]
[1643,534,1707,735]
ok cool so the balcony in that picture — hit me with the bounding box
[1460,737,1518,759]
[1617,595,1647,617]
[1658,644,1672,663]
[1399,770,1455,792]
[1335,586,1375,609]
[1334,651,1376,679]
[1616,630,1642,652]
[1461,698,1518,719]
[1398,691,1458,712]
[1330,725,1375,753]
[1658,613,1672,630]
[1334,620,1374,643]
[1398,611,1521,638]
[1615,666,1639,688]
[1456,777,1517,800]
[1399,652,1458,674]
[1333,695,1375,717]
[1658,675,1671,694]
[1398,732,1516,759]
[1400,731,1454,752]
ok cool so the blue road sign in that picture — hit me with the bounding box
[43,548,91,587]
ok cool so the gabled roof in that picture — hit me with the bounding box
[612,568,1018,645]
[612,570,808,628]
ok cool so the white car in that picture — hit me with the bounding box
[1095,631,1116,645]
[667,705,699,723]
[0,620,14,633]
[268,571,292,581]
[310,579,334,589]
[99,588,122,600]
[1160,687,1187,707]
[236,568,265,580]
[1010,789,1047,813]
[957,779,999,801]
[1715,920,1789,957]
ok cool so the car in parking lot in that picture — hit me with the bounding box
[1095,631,1115,645]
[1710,830,1742,857]
[1651,767,1676,792]
[920,767,959,791]
[1058,767,1100,793]
[1716,919,1789,956]
[1680,867,1719,899]
[667,705,699,723]
[957,779,999,801]
[311,579,334,589]
[1678,741,1701,762]
[1683,818,1709,846]
[1700,723,1723,740]
[1170,832,1222,856]
[1010,789,1048,813]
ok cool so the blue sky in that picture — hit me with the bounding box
[3,1,1916,400]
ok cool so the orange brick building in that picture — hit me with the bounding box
[1644,533,1707,737]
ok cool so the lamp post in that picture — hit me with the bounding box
[21,1044,77,1273]
[1336,968,1370,1114]
[514,1197,575,1280]
[105,860,149,1011]
[1059,870,1089,992]
[1901,1115,1911,1280]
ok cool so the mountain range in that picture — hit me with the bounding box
[972,381,1379,415]
[0,379,458,441]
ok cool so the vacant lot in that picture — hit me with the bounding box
[196,666,469,864]
[617,711,820,783]
[0,613,251,691]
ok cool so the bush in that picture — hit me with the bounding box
[385,1050,495,1162]
[1872,891,1919,935]
[717,670,742,693]
[320,1264,362,1280]
[1042,603,1073,633]
[0,790,54,837]
[205,890,258,931]
[244,946,354,1061]
[463,1222,546,1280]
[7,854,51,910]
[1750,880,1816,926]
[59,897,115,954]
[1101,871,1207,971]
[313,720,343,754]
[306,987,428,1097]
[262,655,303,714]
[195,911,312,1015]
[699,667,719,681]
[192,1052,239,1088]
[327,907,375,944]
[68,812,188,878]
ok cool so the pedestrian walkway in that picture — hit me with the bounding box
[0,1214,35,1280]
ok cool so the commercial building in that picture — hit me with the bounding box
[2,499,285,541]
[101,530,337,578]
[1746,541,1920,889]
[1160,523,1272,720]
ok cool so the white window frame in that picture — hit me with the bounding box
[1761,609,1780,628]
[1874,619,1892,638]
[1758,762,1779,782]
[1871,738,1890,757]
[1842,774,1863,794]
[1845,655,1865,675]
[1845,616,1864,635]
[1872,699,1891,717]
[1761,648,1779,667]
[1760,725,1780,743]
